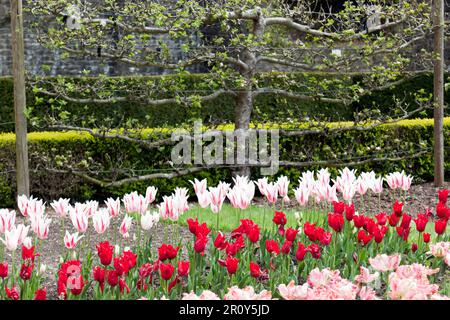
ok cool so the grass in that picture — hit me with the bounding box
[177,203,326,232]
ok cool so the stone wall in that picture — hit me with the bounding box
[0,0,205,76]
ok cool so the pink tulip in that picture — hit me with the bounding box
[276,176,290,198]
[356,177,369,196]
[371,177,384,194]
[105,197,121,218]
[123,192,149,215]
[84,200,99,218]
[145,186,158,204]
[224,286,272,300]
[50,198,70,218]
[33,215,52,240]
[1,224,29,251]
[92,209,111,234]
[197,191,211,208]
[158,196,179,221]
[172,187,189,213]
[141,211,159,230]
[255,177,269,197]
[17,195,45,218]
[317,168,331,186]
[294,186,309,206]
[119,215,133,239]
[209,186,227,213]
[64,231,84,249]
[369,253,401,272]
[0,209,16,233]
[69,206,89,233]
[264,182,278,204]
[189,178,207,195]
[341,183,356,204]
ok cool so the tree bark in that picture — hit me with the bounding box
[11,0,30,197]
[433,0,445,187]
[233,90,253,177]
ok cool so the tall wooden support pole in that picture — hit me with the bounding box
[11,0,30,197]
[433,0,445,187]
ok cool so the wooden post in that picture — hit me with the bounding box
[433,0,445,187]
[11,0,30,197]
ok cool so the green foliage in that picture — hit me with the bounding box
[0,118,448,205]
[0,73,445,133]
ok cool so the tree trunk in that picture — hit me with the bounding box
[233,90,253,177]
[433,0,445,187]
[11,0,30,197]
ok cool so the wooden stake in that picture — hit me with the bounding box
[11,0,30,196]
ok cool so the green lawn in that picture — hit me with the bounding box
[177,203,325,232]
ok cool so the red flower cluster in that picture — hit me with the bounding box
[328,212,344,233]
[57,260,84,299]
[273,211,287,236]
[304,222,332,246]
[188,218,211,255]
[158,244,180,261]
[96,241,114,266]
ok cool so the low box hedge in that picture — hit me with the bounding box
[0,117,449,207]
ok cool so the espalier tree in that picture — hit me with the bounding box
[28,0,434,186]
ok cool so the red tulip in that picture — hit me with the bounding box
[273,211,287,235]
[187,218,199,235]
[436,202,448,219]
[34,288,47,300]
[285,227,298,242]
[114,256,130,276]
[357,230,372,246]
[106,270,119,287]
[345,203,355,221]
[281,240,293,255]
[372,226,387,244]
[388,213,400,227]
[158,244,179,261]
[393,200,404,217]
[438,189,450,204]
[195,223,211,238]
[435,219,447,235]
[363,218,377,234]
[177,261,190,277]
[396,226,410,241]
[0,262,8,278]
[5,286,19,300]
[19,264,33,281]
[319,231,332,246]
[96,241,114,266]
[295,243,308,261]
[423,232,431,243]
[411,243,418,253]
[375,212,387,226]
[400,214,412,229]
[226,236,245,256]
[265,240,280,255]
[224,257,239,275]
[304,222,318,241]
[123,250,137,269]
[273,211,287,226]
[333,201,345,215]
[414,214,428,232]
[214,232,227,250]
[93,266,105,284]
[119,278,130,294]
[194,235,208,254]
[249,261,262,278]
[247,225,260,243]
[353,215,366,229]
[328,212,344,232]
[22,245,38,263]
[159,262,175,281]
[307,244,321,259]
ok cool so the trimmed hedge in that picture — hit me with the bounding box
[0,73,443,132]
[0,118,449,207]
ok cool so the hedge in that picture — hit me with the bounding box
[0,117,449,207]
[0,72,443,133]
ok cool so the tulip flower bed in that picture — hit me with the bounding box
[0,168,449,300]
